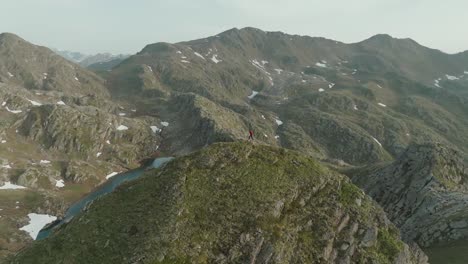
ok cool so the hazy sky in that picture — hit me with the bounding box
[1,0,467,55]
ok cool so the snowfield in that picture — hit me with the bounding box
[19,213,57,240]
[248,91,259,99]
[194,52,205,60]
[106,172,119,180]
[446,74,459,81]
[117,125,129,131]
[316,62,327,68]
[150,126,161,133]
[5,106,22,114]
[55,180,65,188]
[0,182,26,190]
[211,54,222,64]
[372,137,383,147]
[27,99,42,106]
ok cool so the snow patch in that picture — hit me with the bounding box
[6,106,22,114]
[319,88,325,92]
[248,91,259,99]
[40,160,51,164]
[161,121,169,127]
[106,172,119,180]
[74,77,79,81]
[1,140,6,144]
[117,125,129,131]
[353,104,358,111]
[316,62,327,68]
[446,74,459,81]
[55,180,65,188]
[211,54,222,64]
[250,59,273,85]
[194,52,205,60]
[371,137,383,147]
[0,182,26,190]
[328,83,335,89]
[118,113,126,116]
[1,102,5,106]
[27,99,42,106]
[378,103,387,107]
[275,119,283,126]
[434,78,442,88]
[176,51,182,54]
[96,152,102,158]
[106,140,111,145]
[19,213,57,240]
[7,72,14,78]
[150,126,161,133]
[261,115,266,120]
[56,101,66,105]
[181,60,190,63]
[377,84,383,89]
[275,135,280,139]
[274,69,283,74]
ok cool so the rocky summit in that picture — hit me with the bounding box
[349,143,468,247]
[8,143,428,264]
[0,27,468,263]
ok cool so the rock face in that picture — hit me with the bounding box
[163,93,249,154]
[350,143,468,247]
[16,104,159,164]
[10,143,427,264]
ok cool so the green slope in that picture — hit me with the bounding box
[9,143,426,264]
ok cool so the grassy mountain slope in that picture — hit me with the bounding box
[9,143,427,264]
[0,33,109,97]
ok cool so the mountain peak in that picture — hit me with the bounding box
[0,32,27,45]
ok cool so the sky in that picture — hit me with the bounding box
[1,0,467,55]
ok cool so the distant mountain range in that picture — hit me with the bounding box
[52,49,129,70]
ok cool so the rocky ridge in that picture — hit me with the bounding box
[9,143,428,264]
[349,143,468,247]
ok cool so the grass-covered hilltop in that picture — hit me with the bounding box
[8,143,427,264]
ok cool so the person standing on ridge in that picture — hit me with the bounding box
[248,130,254,141]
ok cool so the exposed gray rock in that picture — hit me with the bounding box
[351,143,468,247]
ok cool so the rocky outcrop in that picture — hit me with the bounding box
[10,143,427,264]
[163,93,249,154]
[15,104,159,165]
[350,143,468,247]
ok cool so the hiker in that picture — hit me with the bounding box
[248,130,254,141]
